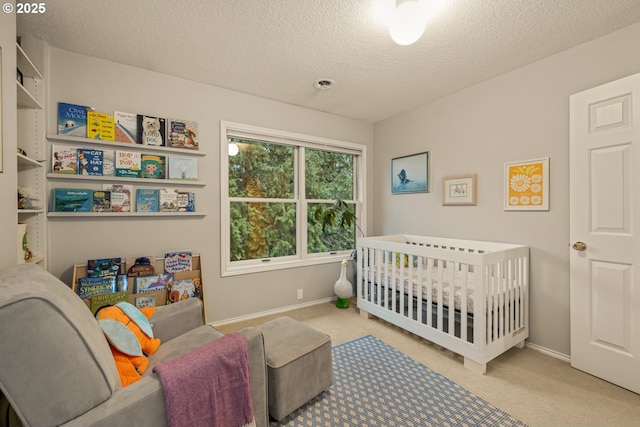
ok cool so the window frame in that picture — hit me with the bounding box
[220,120,366,277]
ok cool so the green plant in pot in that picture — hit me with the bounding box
[312,200,363,306]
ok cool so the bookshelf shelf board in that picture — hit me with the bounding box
[18,208,46,215]
[47,212,206,218]
[46,173,205,187]
[17,153,44,168]
[17,82,43,109]
[17,43,44,80]
[47,134,207,157]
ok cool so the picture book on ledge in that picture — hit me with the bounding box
[87,257,122,277]
[136,188,159,212]
[87,111,115,141]
[141,154,166,179]
[167,118,199,150]
[53,189,93,212]
[93,190,111,212]
[115,150,141,178]
[134,273,174,294]
[137,115,166,147]
[168,156,198,181]
[57,102,90,137]
[77,148,104,176]
[164,251,192,273]
[103,184,132,212]
[51,145,77,174]
[114,111,139,144]
[160,188,179,212]
[167,278,202,304]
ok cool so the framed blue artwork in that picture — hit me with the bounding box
[391,151,429,194]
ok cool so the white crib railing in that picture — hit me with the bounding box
[357,234,529,373]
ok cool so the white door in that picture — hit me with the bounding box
[569,72,640,393]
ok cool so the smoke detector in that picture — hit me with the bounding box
[314,79,335,90]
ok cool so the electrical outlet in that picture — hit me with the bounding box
[297,289,303,299]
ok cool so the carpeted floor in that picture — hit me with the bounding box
[217,299,640,426]
[271,335,526,427]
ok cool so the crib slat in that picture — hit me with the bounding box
[436,260,444,332]
[416,256,423,324]
[399,253,405,318]
[460,263,468,342]
[507,259,516,333]
[391,252,397,313]
[491,264,498,344]
[426,257,433,328]
[407,254,414,321]
[448,262,455,337]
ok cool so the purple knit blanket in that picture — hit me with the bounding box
[153,332,254,427]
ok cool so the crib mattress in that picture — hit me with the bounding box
[366,265,477,313]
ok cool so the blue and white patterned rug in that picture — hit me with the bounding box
[271,335,527,427]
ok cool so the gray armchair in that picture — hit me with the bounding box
[0,263,268,427]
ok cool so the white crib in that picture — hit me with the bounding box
[356,234,529,373]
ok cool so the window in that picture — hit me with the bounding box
[221,121,366,276]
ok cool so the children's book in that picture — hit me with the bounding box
[77,148,104,176]
[135,295,156,309]
[114,111,139,143]
[102,150,115,176]
[77,276,117,300]
[168,156,198,181]
[160,188,179,212]
[167,118,199,150]
[167,278,202,304]
[134,273,174,294]
[136,189,159,212]
[115,150,141,178]
[102,184,132,213]
[141,154,166,179]
[57,102,90,137]
[90,291,128,315]
[53,189,93,212]
[87,258,122,277]
[137,115,166,147]
[177,192,189,212]
[51,145,78,174]
[87,111,115,141]
[175,192,195,212]
[93,190,111,212]
[164,251,192,273]
[125,256,156,277]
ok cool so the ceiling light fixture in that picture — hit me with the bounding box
[389,0,427,46]
[228,142,239,156]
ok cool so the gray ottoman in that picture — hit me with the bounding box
[255,316,333,421]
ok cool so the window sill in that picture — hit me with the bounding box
[221,252,353,277]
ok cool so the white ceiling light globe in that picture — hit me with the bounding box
[228,142,239,156]
[389,0,427,46]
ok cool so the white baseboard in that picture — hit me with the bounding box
[210,297,336,327]
[525,341,571,363]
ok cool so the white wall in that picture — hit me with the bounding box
[373,22,640,356]
[0,4,18,271]
[45,47,373,322]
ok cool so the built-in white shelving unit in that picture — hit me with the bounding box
[16,42,47,267]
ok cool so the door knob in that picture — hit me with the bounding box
[572,241,587,251]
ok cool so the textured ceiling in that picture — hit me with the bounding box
[17,0,640,123]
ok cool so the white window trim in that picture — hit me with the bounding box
[220,120,367,277]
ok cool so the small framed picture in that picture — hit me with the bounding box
[391,152,430,194]
[504,157,549,211]
[442,174,477,206]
